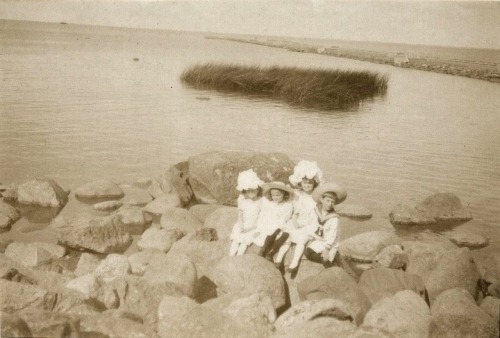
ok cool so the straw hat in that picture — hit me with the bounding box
[289,160,324,187]
[312,182,347,204]
[236,169,264,191]
[262,181,294,199]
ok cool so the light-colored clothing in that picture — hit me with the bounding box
[230,195,262,245]
[307,212,340,262]
[283,190,318,245]
[253,198,293,247]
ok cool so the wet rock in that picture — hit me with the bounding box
[0,312,33,337]
[94,200,122,211]
[17,178,69,208]
[0,200,21,232]
[187,151,295,205]
[297,267,371,325]
[128,248,163,275]
[480,296,500,323]
[359,267,428,304]
[203,206,238,240]
[372,244,407,269]
[212,254,286,310]
[189,203,225,223]
[74,253,102,276]
[430,288,498,338]
[4,242,53,269]
[17,310,80,338]
[50,214,132,254]
[159,207,203,235]
[449,232,489,248]
[94,253,131,283]
[80,314,158,338]
[425,247,481,303]
[143,194,181,215]
[136,227,184,253]
[142,253,197,297]
[336,204,372,219]
[363,290,431,338]
[339,230,401,263]
[115,206,152,235]
[195,227,218,241]
[75,179,124,200]
[0,279,57,313]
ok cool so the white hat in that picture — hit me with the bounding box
[236,169,264,191]
[289,160,324,187]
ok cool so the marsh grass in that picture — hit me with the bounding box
[181,63,388,110]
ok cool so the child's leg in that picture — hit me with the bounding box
[275,241,291,263]
[304,247,323,264]
[236,243,248,255]
[229,241,239,256]
[260,229,281,257]
[268,231,289,260]
[289,243,305,269]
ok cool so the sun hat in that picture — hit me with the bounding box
[236,169,264,192]
[312,182,347,204]
[289,160,324,187]
[262,181,294,200]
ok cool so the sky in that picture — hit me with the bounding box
[0,1,499,49]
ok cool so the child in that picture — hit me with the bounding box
[253,181,294,260]
[304,182,347,268]
[271,160,323,278]
[229,169,264,256]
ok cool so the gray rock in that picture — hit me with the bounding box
[297,267,371,325]
[17,310,80,338]
[94,200,123,211]
[212,254,286,310]
[0,279,57,313]
[389,203,436,225]
[274,317,356,338]
[336,204,372,219]
[115,205,152,235]
[203,206,238,240]
[50,214,132,254]
[0,312,33,337]
[128,248,163,275]
[80,314,158,338]
[339,231,401,263]
[189,203,225,223]
[480,253,500,285]
[65,273,118,310]
[359,267,428,304]
[430,288,498,338]
[425,247,481,303]
[120,185,153,206]
[74,253,102,276]
[94,253,131,283]
[449,232,489,248]
[159,207,203,235]
[363,290,431,338]
[4,242,53,269]
[75,179,124,200]
[480,296,500,323]
[187,151,295,205]
[137,227,183,253]
[143,194,181,215]
[16,178,69,208]
[372,244,406,269]
[30,242,66,259]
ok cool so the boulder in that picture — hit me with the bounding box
[0,312,33,338]
[195,227,218,241]
[0,238,14,253]
[448,232,489,248]
[128,249,163,275]
[480,253,500,285]
[4,242,53,269]
[363,290,431,338]
[17,310,80,338]
[350,326,395,338]
[372,244,407,269]
[65,273,118,310]
[274,317,356,338]
[30,242,66,259]
[74,253,102,276]
[389,204,435,225]
[16,178,69,208]
[425,247,481,303]
[80,314,158,338]
[142,253,197,297]
[187,151,295,205]
[358,267,428,304]
[94,200,122,211]
[134,177,153,190]
[0,279,57,313]
[211,254,286,310]
[136,227,184,253]
[143,194,181,215]
[336,204,372,219]
[50,214,132,254]
[119,185,153,206]
[429,288,498,338]
[297,267,372,325]
[75,179,124,200]
[159,207,203,234]
[94,253,131,283]
[115,206,152,235]
[480,296,500,323]
[189,203,225,223]
[1,187,18,202]
[0,200,21,232]
[203,206,238,240]
[339,231,401,263]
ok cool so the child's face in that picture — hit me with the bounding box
[270,189,285,203]
[242,188,259,199]
[321,194,337,211]
[300,178,315,193]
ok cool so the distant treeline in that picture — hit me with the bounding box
[180,63,388,110]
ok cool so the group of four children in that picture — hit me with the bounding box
[229,160,347,278]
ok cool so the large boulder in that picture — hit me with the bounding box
[429,288,498,338]
[212,254,286,310]
[75,179,124,200]
[203,206,238,240]
[94,200,122,211]
[50,214,132,254]
[30,242,66,259]
[363,290,431,338]
[148,165,194,207]
[390,192,472,225]
[0,279,57,313]
[143,194,181,215]
[159,207,203,234]
[187,151,295,205]
[358,267,428,304]
[94,253,131,283]
[127,249,163,275]
[74,253,102,276]
[297,267,371,325]
[480,296,500,323]
[335,204,372,219]
[17,310,80,338]
[189,203,225,223]
[16,178,69,208]
[80,314,159,338]
[372,244,408,269]
[425,247,481,303]
[65,273,119,310]
[448,231,489,248]
[4,242,54,269]
[0,201,21,233]
[339,231,401,263]
[136,227,184,253]
[115,206,152,235]
[0,312,33,337]
[119,185,153,206]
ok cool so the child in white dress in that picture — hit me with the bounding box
[272,160,324,278]
[229,169,264,256]
[253,182,294,260]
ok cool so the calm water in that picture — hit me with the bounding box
[1,22,500,257]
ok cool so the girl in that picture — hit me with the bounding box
[253,181,294,260]
[229,169,264,256]
[270,160,323,278]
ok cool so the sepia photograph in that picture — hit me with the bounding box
[0,0,499,336]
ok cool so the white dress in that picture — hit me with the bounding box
[230,195,262,245]
[253,198,293,247]
[283,190,318,245]
[307,213,340,262]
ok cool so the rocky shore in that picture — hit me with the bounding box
[1,151,499,337]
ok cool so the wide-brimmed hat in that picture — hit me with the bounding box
[236,169,264,191]
[262,181,294,200]
[312,182,347,204]
[289,160,324,187]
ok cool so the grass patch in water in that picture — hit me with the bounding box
[180,63,388,110]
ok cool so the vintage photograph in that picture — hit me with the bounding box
[1,1,499,336]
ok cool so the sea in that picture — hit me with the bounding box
[1,20,499,262]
